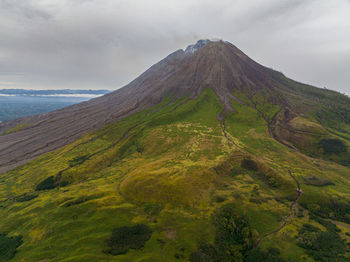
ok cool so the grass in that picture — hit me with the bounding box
[2,123,28,135]
[0,86,349,261]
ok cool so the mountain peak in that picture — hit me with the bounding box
[184,39,212,54]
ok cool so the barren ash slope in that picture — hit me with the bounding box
[0,40,349,261]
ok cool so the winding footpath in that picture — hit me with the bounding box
[254,169,303,248]
[218,114,303,249]
[261,108,304,246]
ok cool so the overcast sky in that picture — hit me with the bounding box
[0,0,349,95]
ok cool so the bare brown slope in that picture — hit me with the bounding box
[0,40,306,173]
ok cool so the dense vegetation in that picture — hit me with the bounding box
[35,176,57,191]
[190,204,287,262]
[0,234,22,261]
[302,176,334,187]
[300,196,350,224]
[104,224,152,255]
[319,138,347,155]
[241,159,258,171]
[246,247,286,262]
[68,155,91,167]
[14,193,38,202]
[296,220,347,261]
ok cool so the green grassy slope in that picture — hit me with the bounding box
[259,71,350,168]
[0,87,349,261]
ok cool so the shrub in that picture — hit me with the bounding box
[14,193,38,202]
[118,137,143,159]
[35,176,57,191]
[230,166,246,176]
[213,205,256,255]
[319,138,347,155]
[241,159,258,171]
[300,197,350,223]
[62,195,100,207]
[189,203,287,261]
[339,157,350,166]
[0,233,23,261]
[296,222,347,261]
[104,224,152,255]
[249,186,262,203]
[303,176,334,186]
[143,203,163,217]
[296,207,304,217]
[189,243,218,262]
[256,172,279,188]
[59,180,70,187]
[174,253,184,259]
[190,204,259,261]
[68,155,90,167]
[214,195,226,203]
[246,247,286,262]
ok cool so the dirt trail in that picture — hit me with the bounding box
[217,113,303,249]
[219,118,240,148]
[254,169,303,248]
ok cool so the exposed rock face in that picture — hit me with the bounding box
[185,39,211,54]
[0,40,316,173]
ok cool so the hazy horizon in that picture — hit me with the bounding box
[1,0,349,95]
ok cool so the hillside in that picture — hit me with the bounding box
[0,40,349,261]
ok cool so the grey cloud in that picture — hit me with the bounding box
[0,0,349,95]
[0,0,51,20]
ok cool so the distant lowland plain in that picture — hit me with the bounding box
[0,89,110,122]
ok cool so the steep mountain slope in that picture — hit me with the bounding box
[0,40,349,261]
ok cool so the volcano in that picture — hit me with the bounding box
[1,39,348,172]
[0,40,349,261]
